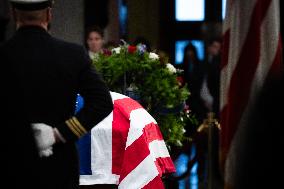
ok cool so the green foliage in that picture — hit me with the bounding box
[92,43,197,147]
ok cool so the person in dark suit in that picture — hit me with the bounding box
[182,42,206,123]
[1,0,113,188]
[204,38,221,119]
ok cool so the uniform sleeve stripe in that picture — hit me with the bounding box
[69,119,84,136]
[65,119,81,137]
[71,116,87,134]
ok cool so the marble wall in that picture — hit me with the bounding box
[4,0,85,45]
[49,0,84,45]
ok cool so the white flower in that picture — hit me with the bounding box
[112,47,121,54]
[149,52,159,60]
[89,51,99,61]
[166,63,176,74]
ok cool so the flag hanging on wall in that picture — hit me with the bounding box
[220,0,282,188]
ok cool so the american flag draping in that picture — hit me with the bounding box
[77,92,175,189]
[220,0,282,188]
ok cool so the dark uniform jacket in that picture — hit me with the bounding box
[1,48,40,188]
[0,25,113,189]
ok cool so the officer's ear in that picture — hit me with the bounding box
[46,7,52,23]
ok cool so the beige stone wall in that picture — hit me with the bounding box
[50,0,84,45]
[104,0,120,45]
[5,0,85,45]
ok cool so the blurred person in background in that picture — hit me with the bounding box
[85,25,105,60]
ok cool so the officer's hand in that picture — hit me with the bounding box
[31,123,56,157]
[39,147,54,157]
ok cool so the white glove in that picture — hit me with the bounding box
[39,147,53,157]
[31,123,56,157]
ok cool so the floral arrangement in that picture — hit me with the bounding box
[92,42,198,147]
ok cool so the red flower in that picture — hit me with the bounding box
[103,49,112,56]
[128,45,137,53]
[176,76,184,87]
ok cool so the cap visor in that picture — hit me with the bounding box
[11,1,51,11]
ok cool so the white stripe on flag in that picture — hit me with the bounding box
[126,108,157,148]
[118,155,159,189]
[111,91,128,101]
[149,140,171,159]
[80,111,120,185]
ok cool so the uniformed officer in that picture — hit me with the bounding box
[1,0,113,188]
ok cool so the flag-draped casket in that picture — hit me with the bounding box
[77,92,176,188]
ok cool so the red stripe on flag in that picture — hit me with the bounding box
[114,97,143,119]
[118,122,175,181]
[119,134,150,182]
[143,123,176,174]
[142,175,165,189]
[221,0,272,155]
[143,123,163,143]
[112,106,131,175]
[154,157,176,176]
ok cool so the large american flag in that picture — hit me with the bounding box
[77,92,175,188]
[220,0,282,188]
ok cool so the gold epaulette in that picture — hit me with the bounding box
[65,116,87,138]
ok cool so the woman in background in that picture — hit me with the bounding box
[85,25,105,59]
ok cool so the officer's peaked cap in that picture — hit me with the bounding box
[10,0,53,11]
